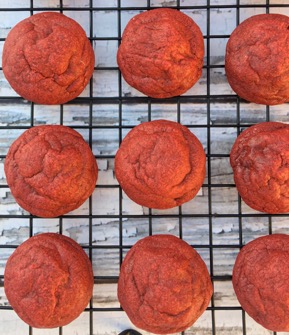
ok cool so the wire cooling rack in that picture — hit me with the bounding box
[1,1,289,335]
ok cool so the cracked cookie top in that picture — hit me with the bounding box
[2,12,95,104]
[230,121,289,214]
[233,234,289,331]
[115,119,206,209]
[4,233,94,328]
[117,8,204,98]
[118,234,213,334]
[4,125,98,217]
[225,14,289,105]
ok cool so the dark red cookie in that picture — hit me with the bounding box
[225,14,289,105]
[115,119,206,209]
[4,233,94,328]
[230,121,289,214]
[233,234,289,331]
[4,125,98,217]
[2,12,95,104]
[117,8,204,98]
[118,234,213,334]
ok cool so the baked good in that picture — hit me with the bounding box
[117,8,204,98]
[115,119,206,209]
[233,234,289,331]
[230,121,289,214]
[225,14,289,105]
[4,125,98,217]
[118,234,213,334]
[4,233,94,328]
[2,12,95,105]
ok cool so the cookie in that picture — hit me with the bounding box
[4,233,94,328]
[117,8,204,98]
[4,125,98,217]
[233,234,289,331]
[2,12,95,104]
[115,119,206,209]
[230,121,289,213]
[225,14,289,105]
[118,234,213,334]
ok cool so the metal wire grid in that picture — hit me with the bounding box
[0,1,289,335]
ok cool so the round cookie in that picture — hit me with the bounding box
[225,14,289,105]
[233,234,289,331]
[4,233,94,328]
[2,12,95,104]
[115,119,206,209]
[4,125,98,217]
[118,234,213,334]
[117,8,204,98]
[230,121,289,214]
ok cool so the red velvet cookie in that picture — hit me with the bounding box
[117,8,204,98]
[2,12,95,104]
[4,233,94,328]
[115,119,206,209]
[118,234,213,334]
[225,14,289,105]
[230,121,289,213]
[4,125,98,217]
[233,234,289,331]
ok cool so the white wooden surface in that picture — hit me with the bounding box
[1,1,289,335]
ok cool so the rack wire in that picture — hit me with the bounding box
[1,1,289,335]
